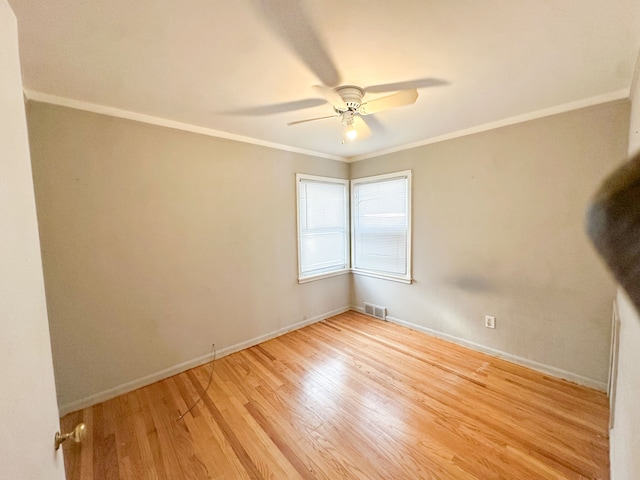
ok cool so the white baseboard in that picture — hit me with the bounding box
[351,306,607,392]
[58,306,350,416]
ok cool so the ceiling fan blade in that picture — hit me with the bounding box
[354,116,371,140]
[365,78,449,94]
[251,0,341,87]
[359,115,386,136]
[358,89,419,116]
[223,98,327,116]
[288,114,339,126]
[313,85,347,110]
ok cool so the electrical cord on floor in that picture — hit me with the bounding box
[176,343,216,421]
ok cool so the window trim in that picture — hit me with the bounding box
[296,173,350,283]
[295,171,413,284]
[350,170,412,284]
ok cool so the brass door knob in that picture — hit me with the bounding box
[55,423,87,450]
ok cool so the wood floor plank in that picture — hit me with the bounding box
[176,376,252,480]
[61,311,610,479]
[240,348,428,480]
[314,315,607,478]
[284,323,558,478]
[134,389,170,480]
[252,344,478,478]
[186,369,266,480]
[309,316,608,476]
[92,402,120,480]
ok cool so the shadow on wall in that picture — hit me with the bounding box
[444,275,497,294]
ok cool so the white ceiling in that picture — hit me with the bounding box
[8,0,640,161]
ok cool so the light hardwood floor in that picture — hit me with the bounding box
[60,311,610,479]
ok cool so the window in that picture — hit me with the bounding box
[351,171,412,282]
[296,174,349,281]
[296,171,412,284]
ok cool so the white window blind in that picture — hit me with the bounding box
[352,171,411,280]
[297,175,349,280]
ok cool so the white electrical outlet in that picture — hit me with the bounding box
[485,315,496,329]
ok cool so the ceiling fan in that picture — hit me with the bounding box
[288,84,420,142]
[247,0,449,142]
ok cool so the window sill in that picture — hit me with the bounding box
[298,268,351,284]
[298,269,413,285]
[351,269,413,284]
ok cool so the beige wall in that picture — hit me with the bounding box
[26,102,351,412]
[609,50,640,480]
[0,1,65,478]
[350,101,629,386]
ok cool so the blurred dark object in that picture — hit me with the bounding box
[587,151,640,312]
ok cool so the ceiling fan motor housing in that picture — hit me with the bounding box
[335,85,364,112]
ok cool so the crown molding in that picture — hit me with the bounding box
[348,89,630,162]
[24,88,629,165]
[23,89,346,162]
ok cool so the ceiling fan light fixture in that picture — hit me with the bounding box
[346,123,357,140]
[341,112,357,141]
